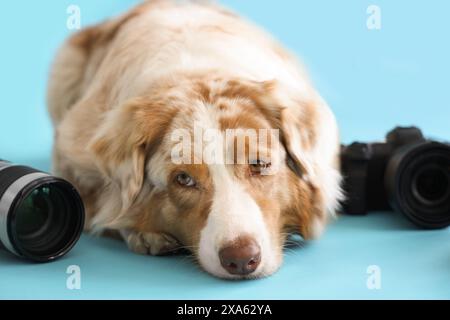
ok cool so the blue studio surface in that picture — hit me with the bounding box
[0,1,449,299]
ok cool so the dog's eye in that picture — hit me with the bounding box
[175,172,196,187]
[249,160,272,176]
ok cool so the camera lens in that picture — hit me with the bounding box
[385,142,450,229]
[0,161,84,262]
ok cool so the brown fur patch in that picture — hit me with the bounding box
[90,97,178,166]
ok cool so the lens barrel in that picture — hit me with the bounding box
[0,160,84,262]
[385,142,450,229]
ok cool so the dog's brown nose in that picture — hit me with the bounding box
[219,237,261,275]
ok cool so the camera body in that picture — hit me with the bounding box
[341,127,450,229]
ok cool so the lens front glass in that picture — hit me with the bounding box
[15,186,52,239]
[413,166,449,205]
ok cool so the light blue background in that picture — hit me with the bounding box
[0,1,449,299]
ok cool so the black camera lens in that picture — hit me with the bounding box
[385,142,450,229]
[0,160,84,262]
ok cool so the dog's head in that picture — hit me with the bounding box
[88,75,342,279]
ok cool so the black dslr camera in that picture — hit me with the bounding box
[341,127,450,229]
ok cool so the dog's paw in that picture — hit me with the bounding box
[123,231,180,256]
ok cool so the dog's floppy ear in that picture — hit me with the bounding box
[257,81,342,239]
[255,81,318,183]
[219,78,341,238]
[279,106,317,182]
[88,97,176,210]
